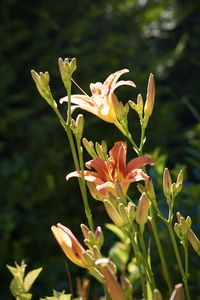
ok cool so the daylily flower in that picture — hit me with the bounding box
[67,141,152,200]
[51,223,87,268]
[60,69,136,135]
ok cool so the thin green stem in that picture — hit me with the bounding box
[137,228,156,291]
[183,240,191,300]
[167,222,191,300]
[139,121,146,154]
[66,80,72,126]
[75,136,94,231]
[129,231,147,299]
[150,206,173,293]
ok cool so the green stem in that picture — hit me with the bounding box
[150,206,173,293]
[139,121,145,155]
[167,222,191,300]
[183,240,191,300]
[137,228,156,291]
[52,106,94,231]
[75,136,94,231]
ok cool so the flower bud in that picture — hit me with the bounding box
[58,57,77,89]
[118,203,129,225]
[127,202,136,221]
[169,283,185,300]
[137,183,145,194]
[31,70,55,106]
[95,141,107,160]
[92,245,102,259]
[82,138,97,158]
[144,73,155,125]
[136,193,151,232]
[104,200,124,227]
[76,114,84,138]
[80,224,90,240]
[153,289,163,300]
[163,168,172,200]
[82,250,95,267]
[95,226,104,248]
[187,229,200,255]
[146,179,157,207]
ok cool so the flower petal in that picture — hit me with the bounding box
[86,158,108,180]
[103,69,130,96]
[126,156,153,174]
[110,79,136,94]
[109,141,127,176]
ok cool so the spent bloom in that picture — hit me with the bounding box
[67,141,152,200]
[51,223,87,268]
[60,69,136,135]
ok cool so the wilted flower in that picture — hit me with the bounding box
[51,223,87,268]
[67,141,152,200]
[60,69,136,135]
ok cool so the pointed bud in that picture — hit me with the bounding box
[127,202,136,221]
[58,57,77,89]
[104,200,124,227]
[144,73,155,123]
[95,226,104,248]
[146,179,157,207]
[92,245,102,260]
[118,203,129,225]
[153,289,163,300]
[163,168,172,200]
[136,193,151,232]
[76,114,84,138]
[174,223,181,239]
[80,224,90,240]
[137,183,145,194]
[169,283,185,300]
[31,70,55,106]
[187,229,200,255]
[82,250,95,267]
[82,138,97,158]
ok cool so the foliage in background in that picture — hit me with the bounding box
[1,0,200,298]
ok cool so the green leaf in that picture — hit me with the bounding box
[24,267,42,292]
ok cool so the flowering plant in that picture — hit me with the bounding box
[28,58,200,300]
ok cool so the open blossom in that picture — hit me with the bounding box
[51,223,87,268]
[60,69,136,135]
[67,141,152,200]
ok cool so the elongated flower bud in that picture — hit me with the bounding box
[144,73,155,119]
[104,200,124,227]
[136,193,151,231]
[169,283,185,300]
[163,168,172,200]
[153,289,163,300]
[82,138,97,158]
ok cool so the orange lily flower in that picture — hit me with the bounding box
[60,69,136,135]
[67,141,152,200]
[51,223,87,268]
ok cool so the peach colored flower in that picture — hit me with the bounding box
[51,223,87,268]
[60,69,136,135]
[67,141,152,200]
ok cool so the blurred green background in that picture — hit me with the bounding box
[1,0,200,299]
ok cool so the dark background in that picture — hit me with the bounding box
[1,0,200,298]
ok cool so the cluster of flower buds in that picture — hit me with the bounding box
[31,70,55,107]
[103,200,136,228]
[58,57,77,89]
[82,138,108,160]
[129,73,155,129]
[175,212,200,255]
[163,168,183,207]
